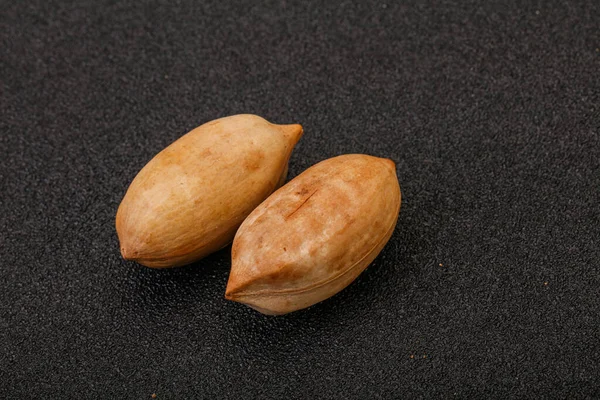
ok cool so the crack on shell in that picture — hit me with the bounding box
[285,189,318,220]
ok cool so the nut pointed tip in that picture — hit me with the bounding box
[120,246,132,260]
[225,278,249,300]
[382,158,397,174]
[224,285,237,300]
[279,123,304,143]
[120,244,139,261]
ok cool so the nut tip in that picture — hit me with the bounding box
[224,282,237,299]
[225,277,248,300]
[120,246,134,260]
[279,123,304,143]
[224,289,238,301]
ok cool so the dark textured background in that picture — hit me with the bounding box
[1,0,599,398]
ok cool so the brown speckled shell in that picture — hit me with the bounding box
[116,114,303,268]
[225,154,401,315]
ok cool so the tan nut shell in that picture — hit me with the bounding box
[116,114,303,268]
[225,154,401,315]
